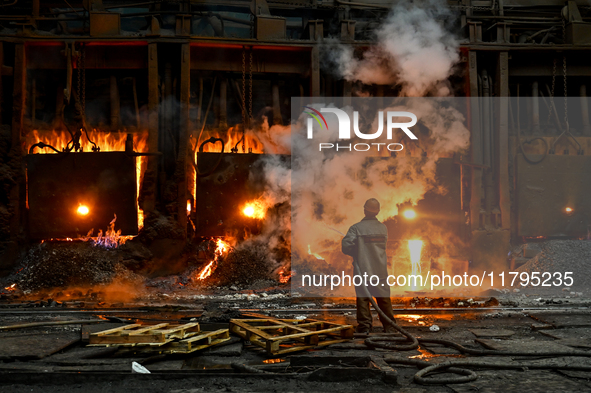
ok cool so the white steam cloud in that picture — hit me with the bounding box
[243,0,464,281]
[290,100,470,258]
[324,0,459,96]
[248,100,470,281]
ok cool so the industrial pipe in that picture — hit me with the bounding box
[481,69,494,228]
[219,78,228,129]
[581,84,591,135]
[110,75,121,130]
[532,81,540,134]
[272,82,282,126]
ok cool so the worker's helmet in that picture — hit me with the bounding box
[364,198,380,214]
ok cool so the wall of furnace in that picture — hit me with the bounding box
[2,0,591,275]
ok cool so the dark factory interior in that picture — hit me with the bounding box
[1,0,591,391]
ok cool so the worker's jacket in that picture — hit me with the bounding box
[342,216,390,298]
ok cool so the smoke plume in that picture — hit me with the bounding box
[323,0,459,96]
[290,100,469,258]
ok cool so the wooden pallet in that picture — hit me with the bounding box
[229,318,354,355]
[156,329,231,354]
[88,323,201,346]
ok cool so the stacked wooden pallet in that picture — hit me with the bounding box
[229,318,354,355]
[88,323,231,354]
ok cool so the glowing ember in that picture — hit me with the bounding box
[196,238,230,280]
[408,240,423,290]
[307,244,325,260]
[4,284,16,292]
[565,207,574,213]
[26,129,148,230]
[77,204,90,216]
[278,270,292,283]
[402,209,417,219]
[398,314,423,322]
[242,200,266,219]
[263,359,286,364]
[187,201,192,215]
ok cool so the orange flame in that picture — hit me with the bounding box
[194,127,264,154]
[84,214,133,249]
[263,359,286,364]
[26,130,148,230]
[4,284,16,292]
[196,238,230,280]
[278,270,292,283]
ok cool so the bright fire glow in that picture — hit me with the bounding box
[308,244,325,260]
[278,270,292,283]
[196,239,230,280]
[398,314,423,322]
[187,201,192,215]
[408,240,423,290]
[85,214,132,248]
[403,209,417,219]
[263,359,286,364]
[565,207,573,213]
[77,204,89,216]
[4,284,16,292]
[194,127,264,154]
[27,130,148,230]
[242,200,266,219]
[197,260,216,280]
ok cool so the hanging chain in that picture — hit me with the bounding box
[239,46,253,153]
[77,45,81,115]
[561,18,569,132]
[241,49,246,130]
[550,58,556,98]
[546,57,557,127]
[81,44,86,127]
[246,50,252,154]
[562,16,566,44]
[563,55,568,131]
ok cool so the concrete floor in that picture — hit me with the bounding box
[1,292,591,392]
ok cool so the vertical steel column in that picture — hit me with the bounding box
[110,75,120,130]
[343,80,352,107]
[468,51,482,230]
[7,44,26,264]
[272,82,282,126]
[177,42,191,234]
[143,43,159,215]
[0,42,3,126]
[310,46,320,97]
[219,78,228,129]
[581,84,591,136]
[532,81,540,134]
[12,44,26,149]
[496,52,510,230]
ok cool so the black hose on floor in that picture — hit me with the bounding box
[357,284,591,384]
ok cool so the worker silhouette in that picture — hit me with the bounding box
[342,198,397,334]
